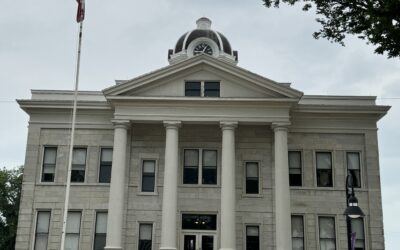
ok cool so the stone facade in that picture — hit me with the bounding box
[16,18,388,250]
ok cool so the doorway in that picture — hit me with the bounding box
[182,233,216,250]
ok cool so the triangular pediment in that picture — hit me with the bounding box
[103,55,303,99]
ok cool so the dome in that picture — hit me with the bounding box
[168,17,238,64]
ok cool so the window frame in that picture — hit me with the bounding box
[346,151,362,188]
[41,146,57,183]
[350,217,366,250]
[34,210,51,250]
[184,80,220,97]
[71,147,87,183]
[140,159,158,194]
[93,211,108,250]
[244,161,261,195]
[288,150,303,187]
[291,214,305,250]
[315,151,334,188]
[65,210,82,250]
[98,147,113,183]
[182,148,218,186]
[138,222,154,250]
[245,224,260,250]
[318,216,337,250]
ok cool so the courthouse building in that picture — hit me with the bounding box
[16,18,389,250]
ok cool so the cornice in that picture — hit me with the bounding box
[17,99,111,113]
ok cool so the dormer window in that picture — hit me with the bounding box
[185,81,220,97]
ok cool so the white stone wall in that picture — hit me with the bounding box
[15,123,384,250]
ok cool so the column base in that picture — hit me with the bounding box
[159,247,177,250]
[104,247,122,250]
[219,248,236,250]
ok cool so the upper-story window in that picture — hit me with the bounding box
[245,162,259,194]
[185,81,220,97]
[288,151,302,186]
[183,149,217,185]
[71,148,87,182]
[99,148,113,183]
[347,152,361,188]
[34,210,51,250]
[141,160,156,193]
[351,218,365,250]
[316,152,333,187]
[42,147,57,182]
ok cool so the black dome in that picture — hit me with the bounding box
[173,18,233,55]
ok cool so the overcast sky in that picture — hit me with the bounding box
[1,0,399,248]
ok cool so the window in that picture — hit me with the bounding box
[65,211,81,250]
[288,151,302,186]
[319,217,336,250]
[245,162,259,194]
[99,148,112,183]
[185,81,220,97]
[183,149,217,185]
[316,152,333,187]
[246,226,260,250]
[34,211,51,250]
[141,160,156,192]
[71,148,86,182]
[351,218,365,250]
[93,212,107,250]
[185,81,201,96]
[42,147,57,182]
[204,81,220,97]
[291,215,304,250]
[182,214,217,230]
[138,224,153,250]
[347,152,361,188]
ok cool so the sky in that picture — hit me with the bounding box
[1,0,399,248]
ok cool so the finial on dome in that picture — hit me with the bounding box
[196,17,212,29]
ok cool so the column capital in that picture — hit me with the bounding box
[111,119,130,129]
[220,121,238,130]
[271,122,290,132]
[163,121,181,129]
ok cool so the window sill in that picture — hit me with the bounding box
[242,194,263,198]
[179,184,220,188]
[138,192,159,196]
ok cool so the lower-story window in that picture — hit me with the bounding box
[34,211,51,250]
[246,225,260,250]
[93,212,107,250]
[319,216,336,250]
[291,215,304,250]
[66,211,82,250]
[139,223,153,250]
[351,218,365,250]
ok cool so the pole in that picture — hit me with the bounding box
[346,175,354,250]
[60,20,84,250]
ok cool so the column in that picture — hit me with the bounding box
[105,120,130,250]
[160,121,181,250]
[220,121,238,250]
[272,123,292,250]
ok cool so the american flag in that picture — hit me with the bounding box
[76,0,85,23]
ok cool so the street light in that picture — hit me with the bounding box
[344,175,365,249]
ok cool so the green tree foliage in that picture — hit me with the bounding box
[262,0,400,58]
[0,166,23,250]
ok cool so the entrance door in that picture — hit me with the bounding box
[183,233,216,250]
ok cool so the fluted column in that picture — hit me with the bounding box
[219,121,238,250]
[272,123,292,250]
[105,120,130,250]
[160,121,181,250]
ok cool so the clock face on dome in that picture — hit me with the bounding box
[193,43,213,55]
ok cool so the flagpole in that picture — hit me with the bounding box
[60,7,84,250]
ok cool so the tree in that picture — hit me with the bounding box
[262,0,400,58]
[0,166,23,250]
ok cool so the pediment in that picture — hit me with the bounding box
[103,55,303,99]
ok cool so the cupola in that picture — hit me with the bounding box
[168,17,238,65]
